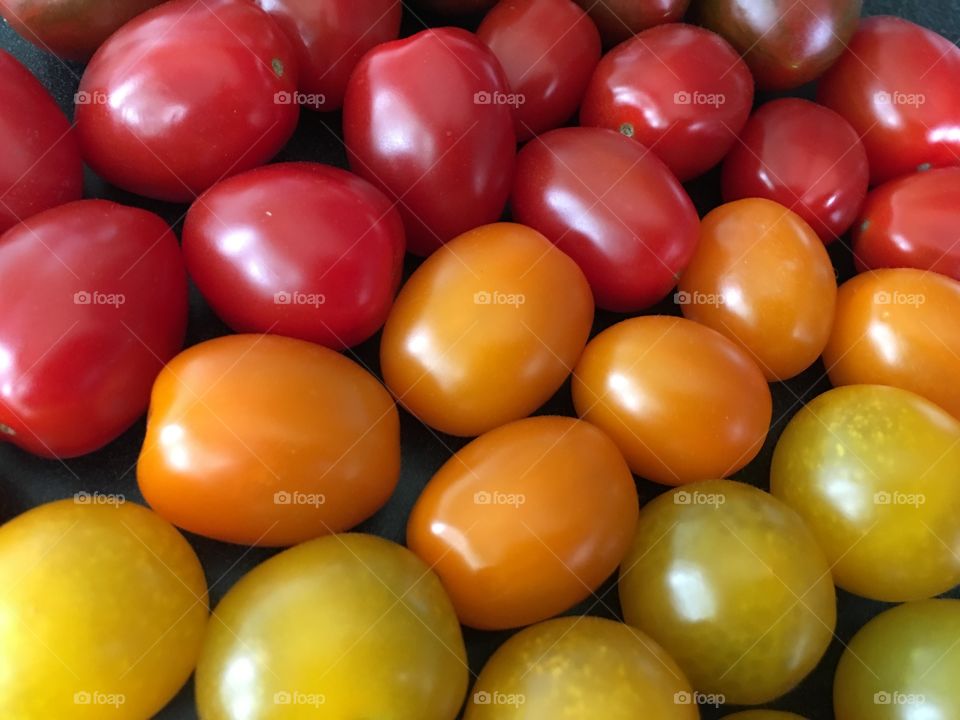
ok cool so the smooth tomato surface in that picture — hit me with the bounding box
[724,713,808,720]
[183,162,405,349]
[572,316,771,485]
[76,0,299,202]
[722,98,869,242]
[574,0,689,46]
[0,200,186,458]
[512,127,699,311]
[138,334,400,547]
[620,480,837,705]
[408,416,637,630]
[380,223,593,437]
[580,23,753,181]
[196,533,468,720]
[344,28,515,255]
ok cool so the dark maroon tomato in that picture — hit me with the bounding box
[183,162,405,350]
[853,168,960,280]
[477,0,601,141]
[818,16,960,186]
[255,0,401,111]
[722,98,869,243]
[512,127,699,312]
[697,0,862,90]
[574,0,689,46]
[343,28,515,256]
[0,200,187,458]
[0,50,82,235]
[75,0,299,203]
[580,23,753,182]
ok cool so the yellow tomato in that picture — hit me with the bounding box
[723,713,808,720]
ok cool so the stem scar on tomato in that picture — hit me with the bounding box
[619,122,634,138]
[271,58,284,77]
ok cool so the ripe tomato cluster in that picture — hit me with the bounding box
[2,0,960,719]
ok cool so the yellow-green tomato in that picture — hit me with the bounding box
[834,599,960,720]
[771,384,960,601]
[619,479,836,705]
[464,616,698,720]
[723,713,808,720]
[196,533,468,720]
[0,499,208,719]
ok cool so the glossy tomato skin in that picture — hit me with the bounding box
[834,600,960,720]
[580,23,753,181]
[0,50,82,234]
[723,713,808,720]
[823,269,960,419]
[818,16,960,186]
[698,0,861,89]
[620,480,837,705]
[381,223,593,437]
[572,316,771,485]
[138,334,400,547]
[255,0,400,111]
[196,533,468,720]
[183,162,405,349]
[343,28,515,256]
[722,98,869,242]
[0,500,208,720]
[477,0,601,141]
[678,198,837,380]
[512,127,699,311]
[853,167,960,279]
[408,416,637,630]
[414,0,496,13]
[465,616,698,719]
[574,0,689,46]
[0,200,186,458]
[76,0,299,202]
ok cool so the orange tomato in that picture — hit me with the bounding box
[572,316,772,485]
[407,415,638,630]
[678,198,837,380]
[137,334,400,546]
[823,268,960,418]
[380,222,594,436]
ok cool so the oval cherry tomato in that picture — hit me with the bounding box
[823,269,960,419]
[380,223,593,437]
[183,162,405,349]
[572,316,771,485]
[343,28,515,256]
[722,98,869,243]
[853,167,960,279]
[0,499,207,720]
[678,198,837,380]
[698,0,862,89]
[408,416,637,630]
[818,16,960,185]
[413,0,496,13]
[0,200,186,458]
[464,616,698,719]
[512,127,699,311]
[76,0,298,202]
[477,0,600,141]
[196,533,468,720]
[0,49,82,234]
[834,600,960,720]
[138,334,399,547]
[771,384,960,601]
[254,0,401,111]
[620,480,837,705]
[580,23,753,181]
[573,0,689,46]
[724,713,808,720]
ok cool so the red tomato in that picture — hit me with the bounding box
[477,0,601,141]
[511,127,699,312]
[183,162,405,349]
[818,16,960,186]
[722,98,869,243]
[580,23,753,181]
[574,0,689,46]
[254,0,401,111]
[853,167,960,280]
[343,28,515,256]
[75,0,299,202]
[0,200,187,458]
[0,50,83,235]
